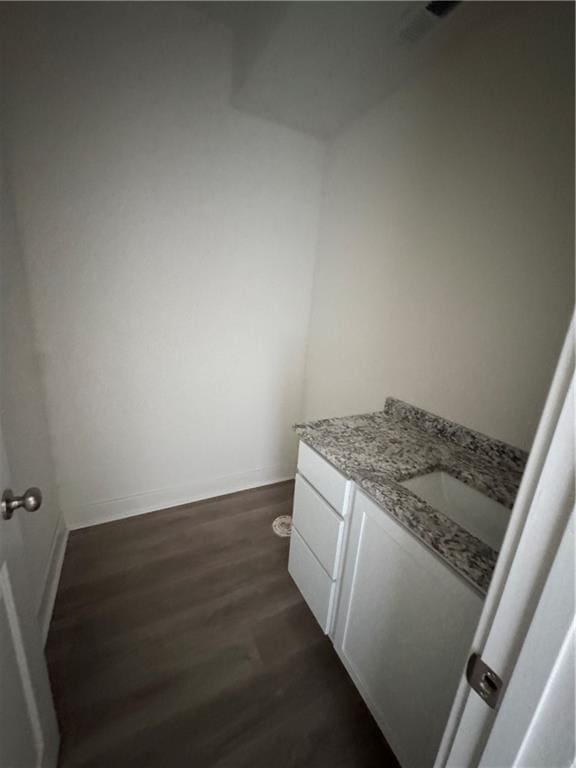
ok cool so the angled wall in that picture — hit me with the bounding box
[303,2,574,451]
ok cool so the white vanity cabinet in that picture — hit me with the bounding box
[288,443,352,634]
[333,489,484,768]
[288,442,484,768]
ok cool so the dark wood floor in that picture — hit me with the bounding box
[47,481,398,768]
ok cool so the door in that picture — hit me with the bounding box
[478,508,574,767]
[0,428,59,768]
[434,316,575,768]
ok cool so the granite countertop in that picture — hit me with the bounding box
[294,398,528,595]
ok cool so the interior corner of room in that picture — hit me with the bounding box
[0,1,574,767]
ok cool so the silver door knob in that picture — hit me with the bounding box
[1,487,42,520]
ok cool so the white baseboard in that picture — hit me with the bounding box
[37,514,69,645]
[65,464,295,531]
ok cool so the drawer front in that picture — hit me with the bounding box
[297,441,349,514]
[292,474,343,578]
[288,528,335,633]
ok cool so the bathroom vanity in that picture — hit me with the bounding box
[288,399,527,768]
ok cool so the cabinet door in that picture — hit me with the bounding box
[333,491,483,768]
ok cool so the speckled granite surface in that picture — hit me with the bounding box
[294,399,528,594]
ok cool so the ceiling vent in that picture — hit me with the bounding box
[398,1,460,44]
[426,2,461,19]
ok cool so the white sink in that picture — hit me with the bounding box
[400,472,511,551]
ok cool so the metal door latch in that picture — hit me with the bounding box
[466,653,503,710]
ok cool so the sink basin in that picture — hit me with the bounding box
[400,472,511,551]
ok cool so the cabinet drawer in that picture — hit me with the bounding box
[288,528,335,633]
[292,474,343,578]
[297,441,349,514]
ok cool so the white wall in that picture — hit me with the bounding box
[2,4,324,528]
[0,141,64,626]
[2,1,572,538]
[303,2,574,451]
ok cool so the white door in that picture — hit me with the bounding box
[0,429,59,768]
[478,508,574,768]
[435,316,575,768]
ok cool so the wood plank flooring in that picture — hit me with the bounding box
[47,481,399,768]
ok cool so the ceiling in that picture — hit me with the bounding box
[196,1,480,138]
